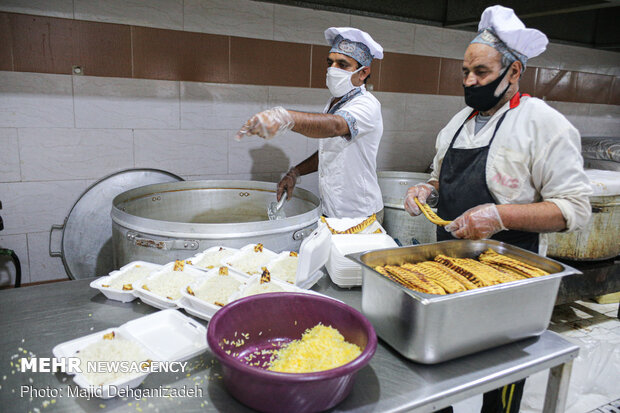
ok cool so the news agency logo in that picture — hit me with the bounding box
[20,358,188,374]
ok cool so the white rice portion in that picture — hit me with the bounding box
[143,271,197,300]
[240,281,286,298]
[228,251,273,274]
[76,336,150,386]
[269,256,298,284]
[108,265,154,290]
[193,249,235,269]
[194,275,242,305]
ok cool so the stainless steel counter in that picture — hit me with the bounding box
[0,276,578,413]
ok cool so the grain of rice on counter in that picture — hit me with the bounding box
[105,265,154,290]
[75,333,150,386]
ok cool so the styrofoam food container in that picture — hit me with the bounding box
[186,246,238,271]
[264,224,332,289]
[90,261,162,303]
[133,262,208,309]
[223,244,278,276]
[52,309,208,399]
[180,267,250,321]
[327,234,398,287]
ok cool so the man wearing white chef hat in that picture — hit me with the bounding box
[236,27,385,221]
[406,5,592,413]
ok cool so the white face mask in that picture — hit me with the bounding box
[326,66,364,97]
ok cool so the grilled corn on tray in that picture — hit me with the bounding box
[347,239,581,363]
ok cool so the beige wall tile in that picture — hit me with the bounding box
[19,128,134,181]
[28,231,69,282]
[184,0,273,39]
[440,28,473,60]
[134,129,228,175]
[404,94,464,135]
[412,24,443,57]
[181,82,269,130]
[274,4,349,45]
[73,76,180,129]
[377,131,435,172]
[75,0,183,30]
[0,180,90,235]
[350,15,414,54]
[0,234,29,286]
[182,173,275,182]
[267,86,327,113]
[0,0,73,18]
[0,128,20,182]
[0,72,74,127]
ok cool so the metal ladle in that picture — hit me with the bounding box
[268,196,288,220]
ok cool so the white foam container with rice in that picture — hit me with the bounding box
[185,246,238,271]
[223,244,279,276]
[347,239,581,364]
[133,262,208,309]
[52,309,208,399]
[90,261,162,302]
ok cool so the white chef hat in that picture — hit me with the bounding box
[471,5,548,68]
[324,27,384,67]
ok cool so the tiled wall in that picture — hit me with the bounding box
[0,0,619,285]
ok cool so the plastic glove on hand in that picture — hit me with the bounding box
[277,168,299,201]
[404,183,436,216]
[444,203,506,240]
[236,107,294,140]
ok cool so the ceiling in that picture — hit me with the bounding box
[259,0,620,52]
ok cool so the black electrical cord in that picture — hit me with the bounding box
[0,248,21,288]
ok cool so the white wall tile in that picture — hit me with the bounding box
[184,0,274,39]
[412,24,444,57]
[75,0,183,30]
[0,0,73,18]
[307,138,319,157]
[377,131,434,172]
[0,180,91,235]
[528,43,563,70]
[182,173,276,182]
[0,128,20,182]
[28,231,69,282]
[350,15,414,54]
[404,94,464,135]
[134,129,228,175]
[228,130,307,174]
[74,76,180,129]
[296,171,319,197]
[267,86,327,113]
[0,234,29,286]
[274,4,349,45]
[181,82,269,130]
[374,92,406,131]
[19,128,134,181]
[0,72,74,128]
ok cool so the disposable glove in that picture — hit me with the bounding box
[236,107,294,140]
[404,183,438,216]
[445,203,506,240]
[277,168,300,201]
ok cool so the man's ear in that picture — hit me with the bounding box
[510,61,522,83]
[359,66,371,82]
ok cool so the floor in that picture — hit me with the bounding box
[520,299,620,413]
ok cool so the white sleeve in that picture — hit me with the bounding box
[532,123,592,232]
[335,96,381,141]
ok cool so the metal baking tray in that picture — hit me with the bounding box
[347,239,581,364]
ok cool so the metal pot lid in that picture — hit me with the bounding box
[50,169,183,280]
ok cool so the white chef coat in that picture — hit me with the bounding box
[318,85,383,218]
[430,94,592,238]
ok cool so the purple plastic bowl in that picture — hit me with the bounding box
[207,292,377,413]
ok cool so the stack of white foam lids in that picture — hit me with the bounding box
[293,224,332,288]
[585,169,620,196]
[320,217,398,288]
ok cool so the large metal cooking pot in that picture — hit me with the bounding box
[378,171,437,245]
[112,180,321,267]
[547,194,620,261]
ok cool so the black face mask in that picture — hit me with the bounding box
[464,66,511,112]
